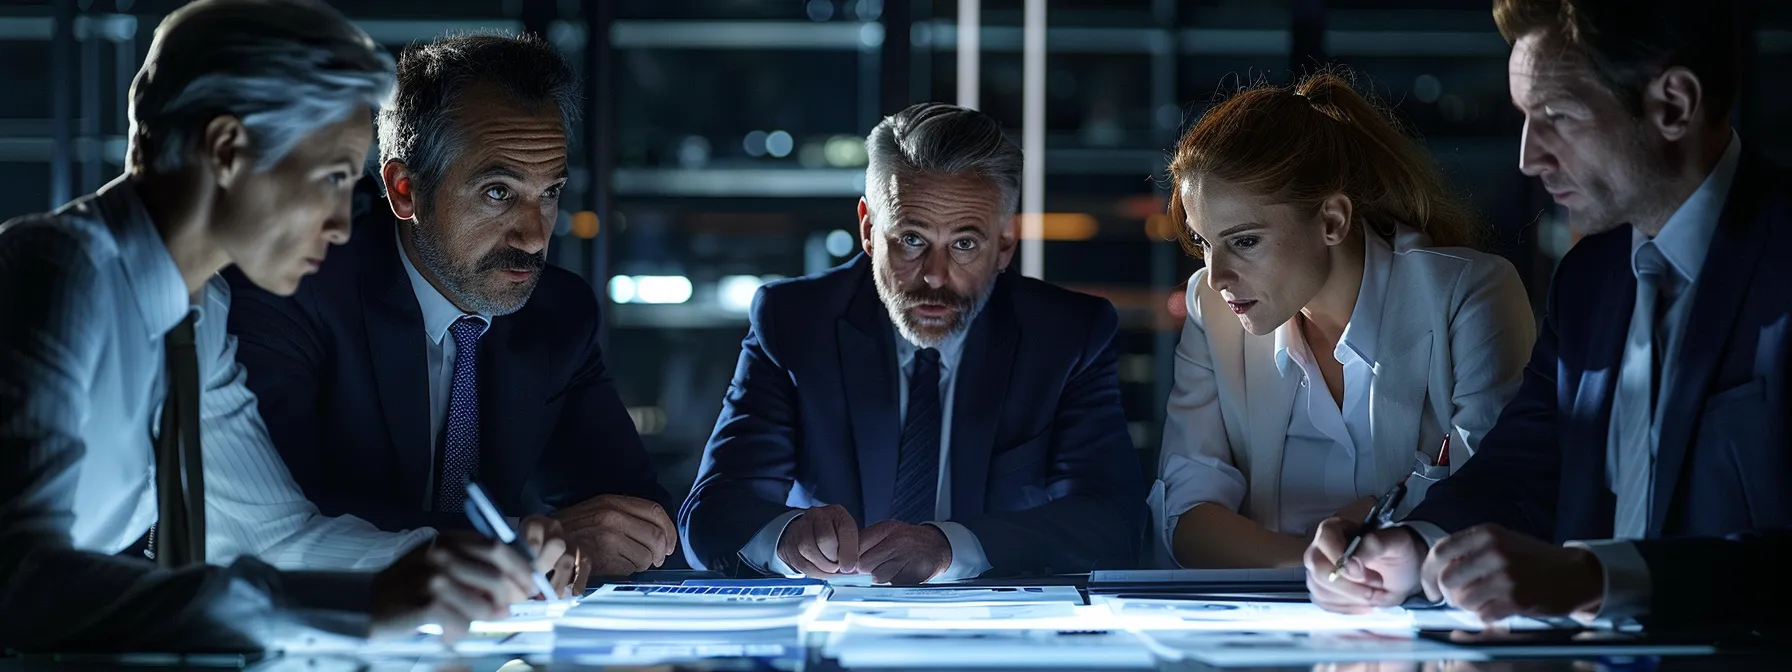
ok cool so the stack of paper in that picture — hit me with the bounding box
[1099,597,1414,632]
[552,580,824,665]
[806,584,1087,633]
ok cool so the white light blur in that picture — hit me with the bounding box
[766,130,794,158]
[743,130,768,158]
[957,0,980,109]
[825,229,855,257]
[1414,74,1443,103]
[633,275,693,304]
[1020,0,1045,278]
[418,623,444,636]
[718,275,764,312]
[858,22,884,48]
[677,135,711,169]
[805,0,834,21]
[607,275,637,304]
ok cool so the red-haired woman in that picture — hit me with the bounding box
[1155,72,1536,569]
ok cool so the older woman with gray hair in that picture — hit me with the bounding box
[0,0,561,652]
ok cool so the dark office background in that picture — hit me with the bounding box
[1,0,1786,498]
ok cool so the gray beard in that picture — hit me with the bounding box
[409,220,533,316]
[875,271,996,349]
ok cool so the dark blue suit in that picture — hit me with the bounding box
[225,204,670,533]
[679,255,1146,577]
[1408,154,1792,627]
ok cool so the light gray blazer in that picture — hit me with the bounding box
[1152,226,1536,563]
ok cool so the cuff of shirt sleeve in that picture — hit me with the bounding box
[739,510,805,577]
[924,522,991,583]
[1399,520,1450,549]
[1565,540,1651,623]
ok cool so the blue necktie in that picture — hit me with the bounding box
[436,315,488,512]
[890,347,942,524]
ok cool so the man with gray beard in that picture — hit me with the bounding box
[227,34,675,587]
[680,103,1145,583]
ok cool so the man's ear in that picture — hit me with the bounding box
[202,115,251,189]
[1318,193,1354,246]
[858,197,875,257]
[995,212,1020,270]
[382,160,417,220]
[1648,66,1704,142]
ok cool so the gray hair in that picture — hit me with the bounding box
[376,33,579,214]
[129,0,395,174]
[864,102,1023,226]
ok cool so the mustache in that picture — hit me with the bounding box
[476,247,546,273]
[892,284,975,311]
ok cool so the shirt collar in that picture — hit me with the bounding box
[1337,230,1391,368]
[1631,130,1743,285]
[396,231,492,343]
[1272,231,1391,372]
[101,175,195,339]
[893,321,969,372]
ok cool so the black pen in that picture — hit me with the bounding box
[1328,435,1448,582]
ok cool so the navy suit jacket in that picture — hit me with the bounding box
[224,205,671,533]
[1408,153,1792,627]
[679,255,1147,577]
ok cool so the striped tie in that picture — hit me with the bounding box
[889,347,942,524]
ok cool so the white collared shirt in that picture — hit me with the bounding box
[1165,231,1399,539]
[739,320,994,582]
[1271,229,1389,535]
[0,176,433,648]
[395,234,492,508]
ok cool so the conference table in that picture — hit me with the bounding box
[6,573,1783,671]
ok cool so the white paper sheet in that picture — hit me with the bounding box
[1136,629,1485,666]
[1099,597,1414,632]
[805,603,1093,633]
[824,628,1156,668]
[1090,567,1309,585]
[826,584,1083,605]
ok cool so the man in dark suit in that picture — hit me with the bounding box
[680,103,1145,583]
[1305,0,1791,629]
[228,34,675,582]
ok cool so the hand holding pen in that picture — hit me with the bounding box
[1303,436,1450,613]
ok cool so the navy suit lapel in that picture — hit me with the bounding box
[948,277,1016,521]
[360,222,434,510]
[1650,156,1770,537]
[1562,239,1633,542]
[479,316,548,512]
[838,261,900,524]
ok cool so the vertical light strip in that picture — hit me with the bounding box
[1020,0,1046,278]
[956,0,980,109]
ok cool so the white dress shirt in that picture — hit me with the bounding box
[1407,133,1743,622]
[0,176,434,649]
[738,323,994,582]
[1166,231,1438,539]
[396,234,492,509]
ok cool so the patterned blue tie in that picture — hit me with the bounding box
[890,347,942,524]
[435,315,489,512]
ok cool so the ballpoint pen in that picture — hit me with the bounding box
[1327,435,1449,582]
[464,482,561,600]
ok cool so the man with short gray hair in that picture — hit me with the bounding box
[681,102,1146,582]
[0,0,560,651]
